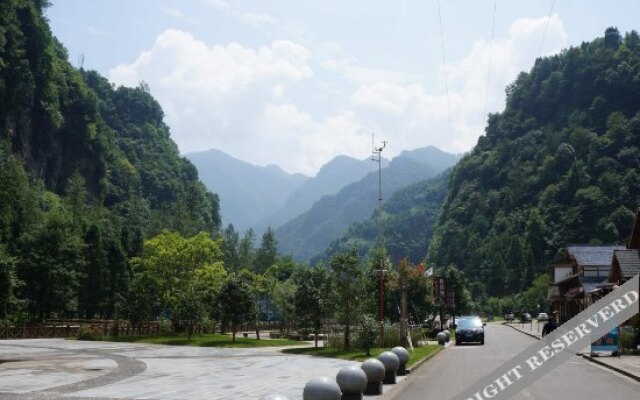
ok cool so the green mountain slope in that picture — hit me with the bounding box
[276,146,460,262]
[0,0,219,320]
[187,149,307,232]
[427,28,640,297]
[256,155,383,231]
[317,170,450,265]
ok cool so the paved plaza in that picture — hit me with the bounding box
[0,339,406,400]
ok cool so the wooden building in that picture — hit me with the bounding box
[548,245,624,322]
[608,249,640,285]
[608,208,640,284]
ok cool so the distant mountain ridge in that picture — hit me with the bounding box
[255,155,385,231]
[275,146,461,261]
[186,149,308,232]
[316,169,451,265]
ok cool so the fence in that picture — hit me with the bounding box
[0,319,296,339]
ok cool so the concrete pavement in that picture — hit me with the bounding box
[0,339,365,400]
[391,323,639,400]
[507,321,640,382]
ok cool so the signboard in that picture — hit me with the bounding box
[446,288,456,308]
[432,277,446,301]
[591,326,620,354]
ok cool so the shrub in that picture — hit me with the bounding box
[357,315,378,355]
[77,326,99,341]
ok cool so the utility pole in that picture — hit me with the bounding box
[371,134,388,337]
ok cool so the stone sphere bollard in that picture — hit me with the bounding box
[261,395,291,400]
[303,377,342,400]
[336,366,367,400]
[377,351,400,384]
[391,346,410,376]
[437,331,448,345]
[361,358,385,395]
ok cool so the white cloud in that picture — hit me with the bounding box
[345,15,567,155]
[242,13,277,27]
[109,15,568,175]
[322,58,416,86]
[110,29,319,173]
[163,7,199,24]
[203,0,229,10]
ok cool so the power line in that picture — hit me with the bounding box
[483,0,498,119]
[538,0,557,59]
[436,0,453,140]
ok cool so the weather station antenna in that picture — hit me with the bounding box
[371,133,388,336]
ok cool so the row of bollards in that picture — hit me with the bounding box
[262,346,410,400]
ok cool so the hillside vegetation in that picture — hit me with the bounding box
[276,147,459,262]
[428,28,640,297]
[318,170,450,266]
[0,0,219,320]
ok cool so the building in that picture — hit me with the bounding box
[627,207,640,249]
[608,208,640,285]
[608,249,640,285]
[548,207,640,322]
[548,245,624,322]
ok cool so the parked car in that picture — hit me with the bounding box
[505,313,515,322]
[537,312,549,321]
[523,313,532,322]
[455,316,485,345]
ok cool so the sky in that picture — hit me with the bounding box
[46,0,639,176]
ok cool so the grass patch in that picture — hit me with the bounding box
[282,344,441,367]
[93,333,302,348]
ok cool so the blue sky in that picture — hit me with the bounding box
[47,0,639,175]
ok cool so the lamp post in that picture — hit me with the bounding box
[371,134,387,337]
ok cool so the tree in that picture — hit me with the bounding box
[329,250,366,350]
[240,269,269,340]
[0,245,21,321]
[217,276,253,342]
[221,224,240,273]
[254,228,278,274]
[18,205,85,320]
[443,265,472,318]
[79,224,108,318]
[270,278,296,333]
[129,231,226,333]
[357,315,379,355]
[238,228,256,270]
[293,267,329,347]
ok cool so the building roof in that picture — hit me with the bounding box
[629,208,640,249]
[613,249,640,278]
[566,245,625,266]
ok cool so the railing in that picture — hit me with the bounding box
[0,319,297,339]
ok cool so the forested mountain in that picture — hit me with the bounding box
[276,146,460,262]
[317,170,450,266]
[0,0,219,320]
[256,155,383,231]
[187,149,308,232]
[427,28,640,298]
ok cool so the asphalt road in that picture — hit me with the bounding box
[393,323,639,400]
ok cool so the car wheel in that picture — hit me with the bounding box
[480,337,485,345]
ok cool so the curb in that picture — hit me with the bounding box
[506,323,541,340]
[406,346,443,373]
[581,354,640,382]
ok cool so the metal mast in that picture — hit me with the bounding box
[371,134,387,336]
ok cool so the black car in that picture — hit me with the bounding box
[455,317,485,345]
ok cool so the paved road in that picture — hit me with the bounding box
[393,323,639,400]
[0,339,362,400]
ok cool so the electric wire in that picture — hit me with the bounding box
[436,0,453,140]
[483,0,498,119]
[538,0,557,59]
